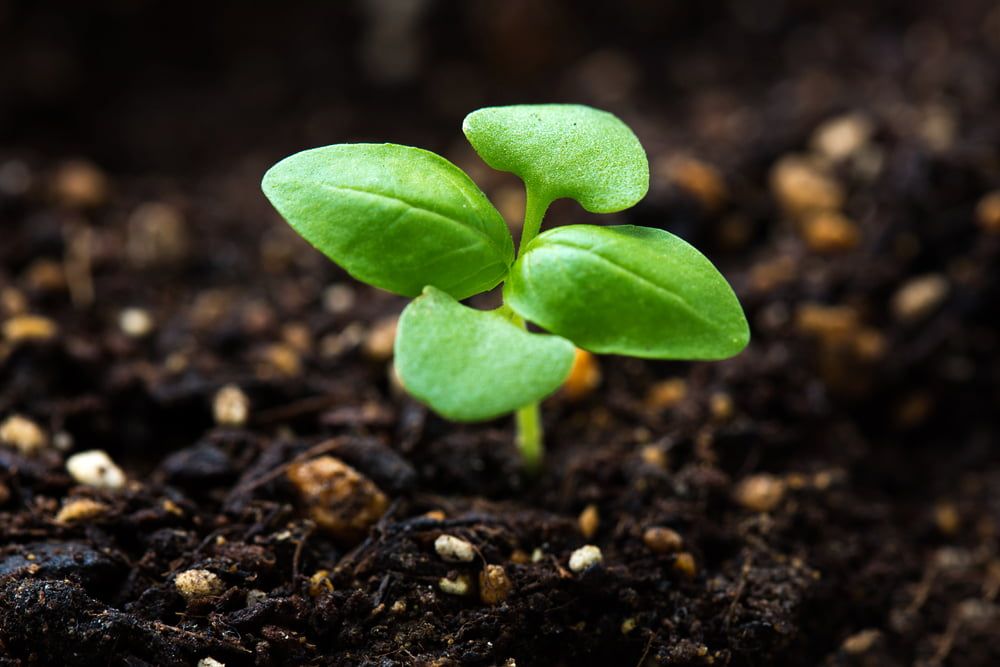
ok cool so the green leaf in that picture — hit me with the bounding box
[504,225,750,360]
[462,104,648,213]
[262,143,514,300]
[394,286,575,421]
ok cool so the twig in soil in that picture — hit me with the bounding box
[63,223,95,308]
[291,521,316,581]
[226,437,347,502]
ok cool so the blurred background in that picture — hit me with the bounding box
[2,1,1000,664]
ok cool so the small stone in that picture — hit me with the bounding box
[363,316,398,361]
[65,450,126,490]
[198,658,226,667]
[0,415,47,455]
[438,574,473,596]
[3,315,58,343]
[639,445,668,470]
[246,589,267,607]
[281,322,312,354]
[286,456,389,543]
[801,212,861,253]
[257,343,302,378]
[562,348,601,400]
[23,259,66,292]
[672,552,697,578]
[127,202,188,267]
[891,274,949,322]
[434,534,476,563]
[733,474,786,513]
[308,570,334,597]
[323,284,356,314]
[645,378,687,410]
[479,564,512,605]
[933,502,960,536]
[1,288,27,316]
[667,156,728,211]
[52,160,109,208]
[975,191,1000,233]
[55,498,109,524]
[175,569,224,601]
[642,526,684,554]
[709,393,734,421]
[578,504,600,539]
[841,628,882,655]
[810,113,873,162]
[213,384,250,427]
[118,307,154,338]
[770,155,844,218]
[794,304,859,342]
[568,545,603,572]
[620,617,637,634]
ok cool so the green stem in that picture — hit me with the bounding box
[510,186,550,473]
[518,186,549,254]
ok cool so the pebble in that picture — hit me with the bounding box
[794,303,859,342]
[286,456,389,543]
[840,628,882,655]
[672,552,697,578]
[323,284,356,314]
[308,570,334,597]
[65,450,126,490]
[562,348,601,400]
[198,658,226,667]
[118,307,154,338]
[479,564,512,605]
[55,498,109,524]
[363,316,398,361]
[568,545,603,572]
[174,568,224,601]
[645,378,687,410]
[975,191,1000,233]
[2,314,58,343]
[578,504,600,539]
[127,202,188,266]
[769,155,844,217]
[709,392,734,421]
[52,160,109,208]
[642,526,684,554]
[801,211,861,253]
[810,113,873,162]
[0,414,48,455]
[667,156,728,211]
[257,343,302,378]
[434,534,476,563]
[23,260,66,292]
[891,274,949,321]
[733,474,787,513]
[438,574,473,596]
[213,384,250,426]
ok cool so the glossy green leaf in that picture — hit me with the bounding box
[394,287,575,421]
[504,225,750,360]
[462,104,649,213]
[262,143,514,300]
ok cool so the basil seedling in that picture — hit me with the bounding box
[262,104,749,471]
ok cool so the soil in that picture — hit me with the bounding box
[2,1,1000,665]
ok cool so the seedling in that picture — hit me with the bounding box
[262,104,749,470]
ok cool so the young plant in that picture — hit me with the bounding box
[262,104,749,470]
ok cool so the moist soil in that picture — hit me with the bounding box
[2,1,1000,665]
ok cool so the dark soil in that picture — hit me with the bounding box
[2,1,1000,665]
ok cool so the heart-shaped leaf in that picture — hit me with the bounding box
[262,143,514,300]
[504,225,749,359]
[394,286,575,421]
[462,104,649,213]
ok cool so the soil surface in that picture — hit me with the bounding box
[2,1,1000,665]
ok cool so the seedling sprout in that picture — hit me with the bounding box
[262,104,749,470]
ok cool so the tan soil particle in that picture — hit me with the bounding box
[562,348,601,400]
[478,564,512,605]
[175,569,225,601]
[578,504,600,539]
[733,474,787,513]
[286,456,389,543]
[643,526,684,554]
[0,415,48,455]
